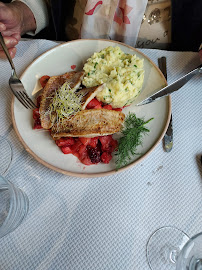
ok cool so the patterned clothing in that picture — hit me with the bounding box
[66,0,171,49]
[13,0,202,51]
[137,0,171,49]
[14,0,171,49]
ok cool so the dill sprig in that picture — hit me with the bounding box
[115,113,153,170]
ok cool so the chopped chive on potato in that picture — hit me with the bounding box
[82,46,144,108]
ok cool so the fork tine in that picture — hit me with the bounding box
[12,91,29,109]
[17,92,33,109]
[0,33,36,110]
[22,91,37,108]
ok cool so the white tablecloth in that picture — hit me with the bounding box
[0,39,201,270]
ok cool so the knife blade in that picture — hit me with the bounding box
[136,64,202,106]
[158,57,173,152]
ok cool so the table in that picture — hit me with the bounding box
[0,39,201,270]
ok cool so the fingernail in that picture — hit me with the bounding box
[5,38,17,46]
[0,23,6,31]
[11,39,18,45]
[10,48,16,58]
[10,51,14,58]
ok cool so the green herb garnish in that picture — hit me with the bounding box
[115,113,153,170]
[48,82,84,124]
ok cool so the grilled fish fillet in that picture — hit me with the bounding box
[51,109,125,139]
[40,71,84,129]
[79,84,105,110]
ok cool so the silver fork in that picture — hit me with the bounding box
[0,33,36,109]
[158,56,173,152]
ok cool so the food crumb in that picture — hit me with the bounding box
[152,165,163,174]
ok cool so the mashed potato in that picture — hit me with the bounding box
[82,46,144,108]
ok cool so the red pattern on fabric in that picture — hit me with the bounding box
[114,2,133,25]
[85,1,103,15]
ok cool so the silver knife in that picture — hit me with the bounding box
[136,64,202,106]
[158,57,173,152]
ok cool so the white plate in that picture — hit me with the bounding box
[12,39,171,178]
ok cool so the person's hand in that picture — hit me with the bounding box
[0,1,36,59]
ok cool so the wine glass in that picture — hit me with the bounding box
[0,136,29,238]
[176,232,202,270]
[146,226,202,270]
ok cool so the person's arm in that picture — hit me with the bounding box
[0,0,48,58]
[12,0,49,35]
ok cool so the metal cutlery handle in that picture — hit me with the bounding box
[158,57,167,80]
[0,32,16,72]
[158,57,173,152]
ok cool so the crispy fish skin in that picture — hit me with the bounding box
[79,84,105,110]
[40,71,85,129]
[51,109,125,139]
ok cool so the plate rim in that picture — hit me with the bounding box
[11,39,171,178]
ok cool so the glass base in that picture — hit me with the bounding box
[146,226,190,270]
[176,232,202,270]
[0,176,29,238]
